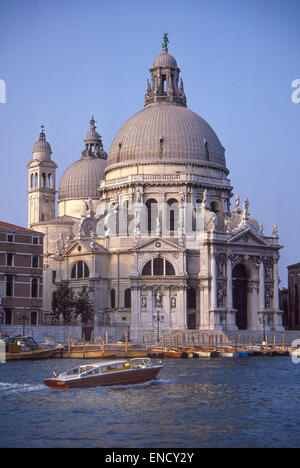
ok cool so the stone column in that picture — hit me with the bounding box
[130,286,140,340]
[177,286,187,330]
[226,256,233,310]
[166,287,172,329]
[209,254,218,329]
[225,256,237,330]
[211,254,218,311]
[273,257,285,331]
[273,259,279,310]
[259,261,265,311]
[247,282,259,331]
[196,286,201,329]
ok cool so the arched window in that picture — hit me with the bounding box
[167,199,179,233]
[124,288,131,308]
[30,174,34,188]
[110,289,116,309]
[48,174,52,188]
[35,173,38,187]
[146,199,158,233]
[142,258,175,276]
[71,261,89,279]
[42,173,47,188]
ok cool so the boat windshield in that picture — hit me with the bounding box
[130,358,152,368]
[60,365,99,379]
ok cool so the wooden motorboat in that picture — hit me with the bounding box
[43,358,163,389]
[3,336,58,361]
[104,342,149,358]
[193,349,212,358]
[236,348,252,357]
[220,348,237,358]
[58,343,118,359]
[149,347,182,358]
[192,348,221,358]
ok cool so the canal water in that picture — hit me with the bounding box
[0,356,300,448]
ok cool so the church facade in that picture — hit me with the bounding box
[27,40,284,340]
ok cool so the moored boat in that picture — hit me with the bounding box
[104,342,149,358]
[3,336,59,361]
[236,348,252,357]
[43,358,163,389]
[148,346,182,358]
[220,348,237,358]
[59,343,118,359]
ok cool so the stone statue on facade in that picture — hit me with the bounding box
[136,188,142,204]
[179,190,185,206]
[155,290,163,307]
[84,197,94,217]
[114,191,119,209]
[233,194,241,214]
[202,189,208,209]
[272,224,278,237]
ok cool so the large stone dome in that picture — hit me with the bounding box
[107,103,226,169]
[58,156,106,200]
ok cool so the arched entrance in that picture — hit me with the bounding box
[232,264,248,330]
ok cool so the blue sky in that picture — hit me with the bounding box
[0,0,299,284]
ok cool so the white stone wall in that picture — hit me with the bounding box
[1,324,129,344]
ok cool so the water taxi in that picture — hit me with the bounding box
[43,358,163,389]
[3,336,60,361]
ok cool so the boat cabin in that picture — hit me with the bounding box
[57,358,152,380]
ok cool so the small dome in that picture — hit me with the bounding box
[58,156,106,200]
[33,139,52,153]
[32,127,52,159]
[153,51,177,68]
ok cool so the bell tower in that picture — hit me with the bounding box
[27,125,57,227]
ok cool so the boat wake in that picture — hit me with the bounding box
[0,382,47,394]
[109,378,174,390]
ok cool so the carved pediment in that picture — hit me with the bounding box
[228,228,268,247]
[131,237,185,253]
[62,239,107,257]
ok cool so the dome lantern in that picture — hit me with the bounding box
[145,34,187,108]
[82,116,107,160]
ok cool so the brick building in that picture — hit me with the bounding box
[287,263,300,330]
[0,221,43,328]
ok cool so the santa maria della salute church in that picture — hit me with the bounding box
[27,38,284,340]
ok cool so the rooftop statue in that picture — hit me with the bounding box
[162,33,169,51]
